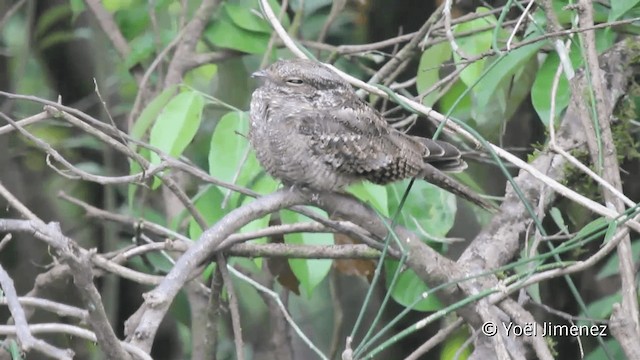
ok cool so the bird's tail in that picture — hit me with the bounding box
[416,137,468,172]
[419,164,498,213]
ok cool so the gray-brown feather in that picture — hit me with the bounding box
[248,59,484,206]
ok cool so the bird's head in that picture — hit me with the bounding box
[252,59,352,102]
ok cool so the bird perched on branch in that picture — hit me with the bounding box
[249,58,496,211]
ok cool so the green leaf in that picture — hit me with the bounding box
[131,85,179,141]
[440,327,471,360]
[438,79,472,121]
[237,194,272,242]
[6,339,22,360]
[574,217,608,241]
[149,90,204,165]
[103,0,134,12]
[125,32,155,69]
[387,180,456,240]
[452,8,495,88]
[602,220,618,244]
[531,51,571,126]
[188,186,227,240]
[281,210,332,296]
[532,29,615,125]
[474,38,543,110]
[585,340,623,360]
[206,12,270,54]
[549,207,569,235]
[515,248,541,303]
[223,3,272,33]
[114,2,150,39]
[184,64,218,88]
[208,111,249,183]
[597,237,640,279]
[347,182,389,217]
[209,111,263,187]
[385,260,443,311]
[579,293,621,324]
[609,0,640,21]
[416,42,452,107]
[69,0,86,19]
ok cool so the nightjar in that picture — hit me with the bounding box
[249,59,495,211]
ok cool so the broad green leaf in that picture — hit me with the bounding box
[236,194,271,242]
[385,260,443,311]
[579,293,621,324]
[125,32,155,69]
[602,220,618,244]
[236,174,279,269]
[416,42,452,107]
[131,251,175,273]
[205,12,270,54]
[131,85,178,140]
[231,0,291,29]
[532,29,615,125]
[281,210,332,297]
[6,340,21,360]
[188,186,227,240]
[584,340,623,360]
[114,2,150,39]
[500,52,538,122]
[209,111,261,186]
[597,238,640,279]
[609,0,640,21]
[103,0,134,12]
[515,248,541,303]
[224,3,272,33]
[440,327,471,360]
[184,64,218,88]
[388,180,456,240]
[531,51,572,126]
[347,182,389,217]
[438,79,472,121]
[250,162,279,194]
[452,8,495,88]
[574,217,608,241]
[298,9,357,42]
[474,39,543,110]
[69,0,85,18]
[149,90,204,166]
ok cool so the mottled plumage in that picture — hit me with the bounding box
[249,59,495,211]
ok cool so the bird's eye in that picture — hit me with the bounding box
[286,78,304,85]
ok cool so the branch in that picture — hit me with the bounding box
[0,264,74,359]
[126,189,308,352]
[0,186,135,359]
[164,0,222,87]
[0,324,151,360]
[575,2,640,355]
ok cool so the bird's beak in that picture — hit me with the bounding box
[251,69,268,78]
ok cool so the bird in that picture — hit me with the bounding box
[248,58,496,211]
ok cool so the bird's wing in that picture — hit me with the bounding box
[294,101,427,182]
